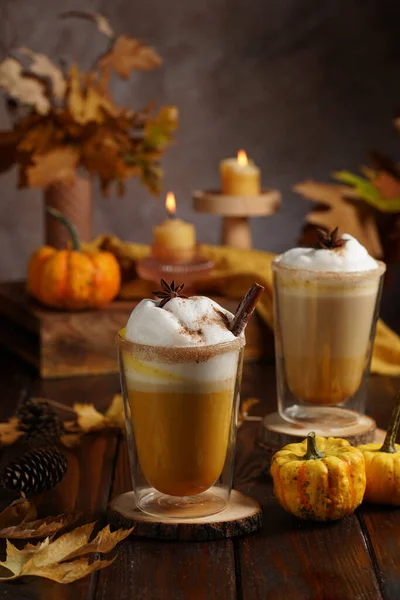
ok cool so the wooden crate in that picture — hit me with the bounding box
[0,281,274,379]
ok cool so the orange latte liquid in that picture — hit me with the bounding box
[128,386,234,496]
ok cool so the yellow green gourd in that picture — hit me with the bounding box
[358,392,400,505]
[270,432,366,521]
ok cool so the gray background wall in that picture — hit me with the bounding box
[1,0,400,316]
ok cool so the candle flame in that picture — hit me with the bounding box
[165,191,176,216]
[237,149,248,166]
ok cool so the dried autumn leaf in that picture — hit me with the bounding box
[238,397,260,425]
[69,394,125,433]
[143,105,179,151]
[17,120,62,155]
[0,499,37,530]
[294,180,382,258]
[18,47,66,101]
[104,394,125,429]
[0,513,80,540]
[66,65,121,125]
[60,11,114,38]
[334,170,400,213]
[21,147,79,188]
[0,522,133,583]
[98,34,162,80]
[0,57,50,114]
[73,404,105,432]
[0,418,23,446]
[373,171,400,200]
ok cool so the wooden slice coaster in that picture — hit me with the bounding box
[107,489,262,541]
[258,412,379,462]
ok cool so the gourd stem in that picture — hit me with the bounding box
[303,432,324,460]
[380,392,400,454]
[46,207,80,251]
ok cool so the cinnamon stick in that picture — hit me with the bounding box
[229,283,264,337]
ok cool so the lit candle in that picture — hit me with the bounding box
[220,150,261,196]
[152,192,196,263]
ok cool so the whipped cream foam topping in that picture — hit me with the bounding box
[125,296,237,346]
[276,234,378,272]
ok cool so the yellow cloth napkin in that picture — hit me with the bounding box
[86,236,400,376]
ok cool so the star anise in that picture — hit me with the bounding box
[316,227,347,250]
[152,279,188,308]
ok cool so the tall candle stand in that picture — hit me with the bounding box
[192,189,281,249]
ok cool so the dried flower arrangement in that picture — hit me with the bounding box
[0,11,178,196]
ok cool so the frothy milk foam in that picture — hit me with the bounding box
[125,297,240,389]
[274,235,383,408]
[122,296,243,496]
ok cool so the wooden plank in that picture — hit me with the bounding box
[95,440,237,600]
[235,479,383,600]
[0,370,119,600]
[358,507,400,600]
[356,376,400,600]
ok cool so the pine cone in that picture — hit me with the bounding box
[16,398,65,446]
[0,447,68,496]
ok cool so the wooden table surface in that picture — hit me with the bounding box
[0,349,399,600]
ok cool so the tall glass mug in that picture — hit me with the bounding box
[116,333,245,519]
[272,260,386,429]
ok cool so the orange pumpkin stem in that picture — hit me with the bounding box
[303,432,324,460]
[46,207,80,251]
[380,392,400,454]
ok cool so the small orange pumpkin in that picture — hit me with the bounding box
[27,208,121,309]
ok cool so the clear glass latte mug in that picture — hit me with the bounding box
[116,332,245,519]
[272,260,386,429]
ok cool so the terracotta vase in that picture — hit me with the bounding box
[44,175,93,249]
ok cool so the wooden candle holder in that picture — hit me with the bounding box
[193,189,281,249]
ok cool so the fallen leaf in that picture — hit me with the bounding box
[60,433,83,448]
[98,34,161,80]
[18,47,66,101]
[73,404,105,432]
[21,147,79,188]
[0,499,37,530]
[70,395,125,433]
[0,58,50,114]
[294,180,382,257]
[0,513,80,540]
[60,11,114,38]
[104,394,125,429]
[238,398,260,426]
[0,522,133,583]
[0,418,23,446]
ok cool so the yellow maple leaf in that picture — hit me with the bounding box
[0,522,133,583]
[71,395,125,433]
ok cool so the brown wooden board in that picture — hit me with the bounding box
[96,440,237,599]
[358,506,400,600]
[0,281,274,379]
